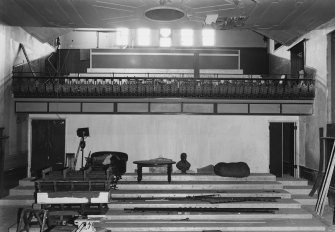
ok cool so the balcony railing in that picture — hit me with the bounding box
[12,72,315,100]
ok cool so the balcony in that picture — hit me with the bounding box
[12,72,315,115]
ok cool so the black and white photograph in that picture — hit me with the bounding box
[1,0,335,231]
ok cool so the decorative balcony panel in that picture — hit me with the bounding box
[12,73,315,100]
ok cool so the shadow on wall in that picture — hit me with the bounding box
[269,54,291,75]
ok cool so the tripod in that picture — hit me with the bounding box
[74,134,87,170]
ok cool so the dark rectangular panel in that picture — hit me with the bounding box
[92,54,194,69]
[199,55,239,69]
[283,123,295,176]
[269,122,283,177]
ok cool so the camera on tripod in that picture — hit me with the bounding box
[74,127,90,170]
[77,127,89,138]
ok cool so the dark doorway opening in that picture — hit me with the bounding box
[31,120,65,177]
[269,122,296,177]
[290,40,305,77]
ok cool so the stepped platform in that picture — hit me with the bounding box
[3,173,330,232]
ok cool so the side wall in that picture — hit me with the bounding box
[29,114,298,174]
[0,24,54,196]
[268,18,335,178]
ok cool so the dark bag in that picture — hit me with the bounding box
[214,162,250,178]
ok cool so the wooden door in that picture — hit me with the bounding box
[269,123,283,177]
[283,123,295,176]
[31,120,65,177]
[269,122,296,177]
[290,41,304,77]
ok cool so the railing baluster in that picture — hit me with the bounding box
[11,73,315,100]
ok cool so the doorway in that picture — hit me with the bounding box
[269,122,296,177]
[31,120,65,177]
[290,41,305,77]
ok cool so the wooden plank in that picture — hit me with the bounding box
[110,189,291,199]
[77,218,325,231]
[92,208,312,220]
[315,139,335,215]
[108,199,301,209]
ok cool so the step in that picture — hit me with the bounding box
[16,173,276,187]
[19,178,36,187]
[108,199,301,210]
[74,218,326,232]
[89,208,313,220]
[122,173,276,182]
[116,181,283,191]
[0,195,34,206]
[9,186,34,196]
[111,189,292,199]
[284,186,313,195]
[277,178,308,186]
[9,225,76,232]
[292,195,328,206]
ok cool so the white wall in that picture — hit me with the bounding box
[29,114,298,174]
[59,29,266,49]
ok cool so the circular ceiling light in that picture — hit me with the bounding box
[145,7,185,22]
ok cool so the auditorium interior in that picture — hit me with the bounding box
[2,0,335,231]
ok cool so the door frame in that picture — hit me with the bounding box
[28,115,67,178]
[268,120,299,178]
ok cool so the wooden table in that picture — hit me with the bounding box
[133,159,176,183]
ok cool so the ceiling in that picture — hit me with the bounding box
[1,0,335,46]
